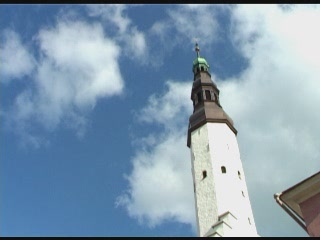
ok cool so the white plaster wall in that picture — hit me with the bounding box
[190,123,258,237]
[190,124,218,237]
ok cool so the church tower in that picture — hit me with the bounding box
[187,43,258,237]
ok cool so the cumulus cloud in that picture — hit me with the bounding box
[117,80,195,229]
[150,5,225,50]
[86,4,131,34]
[221,4,320,235]
[137,81,192,129]
[146,5,227,68]
[36,20,123,108]
[116,129,196,229]
[6,20,124,146]
[225,3,320,183]
[119,4,320,237]
[86,4,147,62]
[167,5,222,46]
[0,29,36,83]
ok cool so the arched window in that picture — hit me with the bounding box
[242,191,245,197]
[205,90,211,100]
[248,217,251,225]
[221,166,226,174]
[197,92,202,102]
[202,170,207,179]
[238,171,242,180]
[194,94,198,104]
[201,66,204,71]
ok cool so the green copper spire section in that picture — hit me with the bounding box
[192,42,210,74]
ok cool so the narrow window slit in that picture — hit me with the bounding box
[202,170,207,179]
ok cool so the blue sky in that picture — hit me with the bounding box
[1,4,320,237]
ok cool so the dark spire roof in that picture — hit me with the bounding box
[187,44,237,147]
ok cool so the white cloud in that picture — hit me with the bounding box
[7,19,124,145]
[37,20,123,108]
[150,5,225,50]
[146,5,227,68]
[86,4,131,34]
[117,80,196,230]
[86,4,147,63]
[221,5,320,235]
[167,5,221,46]
[119,4,320,237]
[126,27,147,59]
[116,130,196,229]
[137,81,192,129]
[0,29,36,83]
[225,4,320,182]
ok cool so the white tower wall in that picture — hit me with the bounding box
[190,122,258,237]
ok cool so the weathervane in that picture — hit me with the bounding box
[195,41,200,58]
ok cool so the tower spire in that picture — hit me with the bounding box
[195,42,200,58]
[187,45,258,237]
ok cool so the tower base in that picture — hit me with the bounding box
[204,211,259,237]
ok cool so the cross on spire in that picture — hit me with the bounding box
[195,42,200,58]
